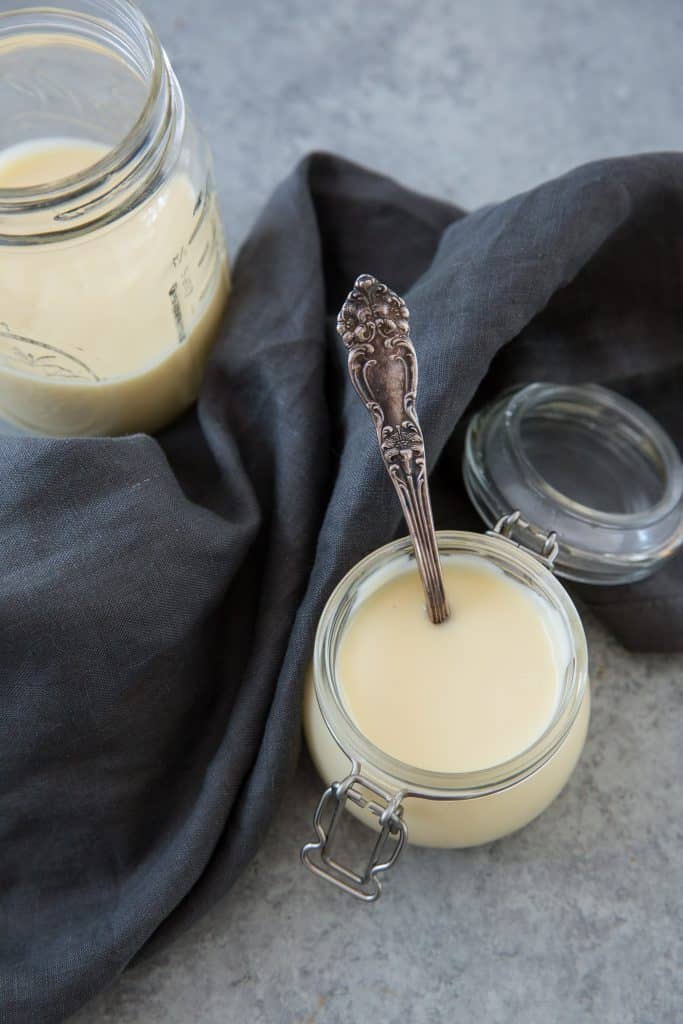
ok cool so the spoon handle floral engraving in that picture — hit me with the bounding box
[337,274,450,625]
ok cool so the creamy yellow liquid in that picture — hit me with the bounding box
[337,555,563,773]
[0,138,229,436]
[0,139,104,187]
[303,548,590,848]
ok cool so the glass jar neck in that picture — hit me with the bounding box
[313,531,588,800]
[0,0,184,243]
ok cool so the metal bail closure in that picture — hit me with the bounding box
[488,510,559,571]
[301,772,407,902]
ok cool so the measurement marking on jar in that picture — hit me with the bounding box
[181,266,194,297]
[188,191,211,245]
[199,249,222,304]
[168,283,187,345]
[172,246,187,270]
[197,240,210,268]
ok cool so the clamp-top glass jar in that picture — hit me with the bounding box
[302,383,683,901]
[0,0,229,436]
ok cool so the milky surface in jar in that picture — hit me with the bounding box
[336,553,569,773]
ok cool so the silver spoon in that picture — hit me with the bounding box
[337,274,450,624]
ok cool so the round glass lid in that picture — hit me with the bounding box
[463,382,683,585]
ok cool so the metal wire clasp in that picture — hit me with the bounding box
[488,510,559,569]
[301,773,407,902]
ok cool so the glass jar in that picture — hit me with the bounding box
[303,530,590,900]
[301,383,683,901]
[0,0,229,436]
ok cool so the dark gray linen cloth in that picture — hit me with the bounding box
[2,152,682,1023]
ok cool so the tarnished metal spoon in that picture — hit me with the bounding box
[337,274,450,624]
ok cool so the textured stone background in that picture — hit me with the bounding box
[73,2,683,1022]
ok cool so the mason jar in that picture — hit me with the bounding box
[0,0,229,436]
[301,383,683,901]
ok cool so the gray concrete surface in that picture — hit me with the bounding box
[72,2,683,1022]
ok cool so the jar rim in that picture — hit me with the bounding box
[0,1,176,237]
[464,382,683,584]
[313,531,589,800]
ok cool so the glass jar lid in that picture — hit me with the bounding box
[463,382,683,585]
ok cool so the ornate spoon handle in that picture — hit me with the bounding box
[337,274,450,625]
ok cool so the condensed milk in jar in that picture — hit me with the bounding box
[0,0,229,436]
[302,382,683,900]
